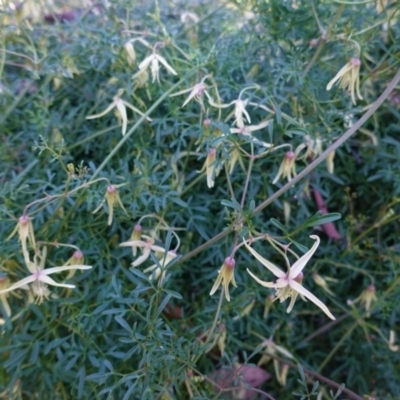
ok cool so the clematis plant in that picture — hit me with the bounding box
[244,235,335,320]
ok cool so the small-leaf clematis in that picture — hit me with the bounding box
[244,235,335,320]
[210,256,237,302]
[137,46,177,83]
[86,89,152,136]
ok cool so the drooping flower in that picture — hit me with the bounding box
[130,224,142,256]
[200,148,220,188]
[65,249,85,279]
[169,75,212,111]
[210,256,237,302]
[93,184,127,226]
[86,89,151,136]
[326,58,363,105]
[272,150,297,184]
[143,250,177,283]
[0,246,92,304]
[119,235,169,267]
[137,52,177,83]
[7,215,36,256]
[352,284,377,317]
[244,235,335,319]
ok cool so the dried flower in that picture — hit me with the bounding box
[353,284,377,317]
[245,236,335,319]
[0,247,92,304]
[210,256,237,302]
[326,58,363,105]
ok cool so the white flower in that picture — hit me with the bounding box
[86,90,151,136]
[244,235,335,320]
[0,247,92,304]
[210,257,237,302]
[138,53,177,83]
[119,235,168,267]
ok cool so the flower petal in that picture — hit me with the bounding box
[290,235,320,278]
[86,102,116,119]
[0,275,36,295]
[42,265,92,275]
[243,241,286,278]
[132,248,151,267]
[155,54,177,75]
[289,280,335,320]
[39,274,75,289]
[247,269,280,288]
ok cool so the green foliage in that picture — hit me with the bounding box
[0,0,399,399]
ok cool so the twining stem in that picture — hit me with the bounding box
[240,144,254,208]
[302,4,345,78]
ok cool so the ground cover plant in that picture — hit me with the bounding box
[0,0,400,398]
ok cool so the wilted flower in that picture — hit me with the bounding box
[210,256,237,302]
[93,184,127,226]
[245,236,336,320]
[137,51,177,83]
[353,284,377,317]
[326,58,363,105]
[0,247,92,304]
[86,89,151,136]
[313,273,336,297]
[257,338,294,387]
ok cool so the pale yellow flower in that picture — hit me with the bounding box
[93,184,127,226]
[229,119,271,138]
[86,89,151,136]
[0,247,92,304]
[210,257,237,302]
[7,215,36,256]
[169,75,212,111]
[388,330,399,352]
[245,236,335,320]
[119,235,168,267]
[138,52,177,83]
[209,96,251,129]
[326,58,363,105]
[353,284,377,317]
[200,148,220,188]
[143,250,177,283]
[272,150,297,184]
